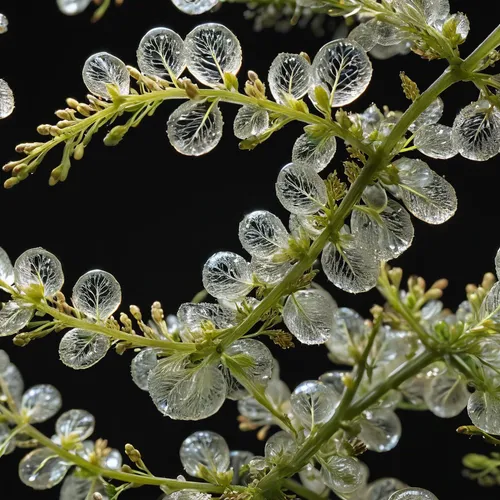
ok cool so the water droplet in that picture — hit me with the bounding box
[424,370,469,418]
[234,105,269,140]
[19,447,70,490]
[137,28,186,81]
[359,409,401,452]
[55,409,95,442]
[409,98,444,132]
[467,390,500,435]
[180,431,230,476]
[268,53,312,104]
[82,52,130,100]
[167,100,223,156]
[131,348,158,391]
[291,380,338,427]
[56,0,92,15]
[292,133,337,173]
[0,300,34,337]
[309,39,372,108]
[185,23,242,87]
[0,79,14,119]
[414,124,457,159]
[388,487,438,500]
[21,384,62,423]
[265,430,297,463]
[321,455,364,494]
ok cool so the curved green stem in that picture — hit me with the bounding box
[461,24,500,72]
[283,478,327,500]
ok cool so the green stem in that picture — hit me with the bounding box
[283,478,327,500]
[461,24,500,72]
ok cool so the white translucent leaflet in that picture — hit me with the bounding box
[72,270,122,321]
[202,252,253,300]
[388,487,438,500]
[137,28,186,81]
[171,0,219,15]
[185,23,242,87]
[21,384,62,423]
[452,100,500,161]
[348,23,380,52]
[60,475,106,500]
[292,132,337,173]
[167,100,223,156]
[148,358,226,420]
[276,163,327,215]
[268,53,312,104]
[0,247,14,285]
[0,13,8,34]
[409,98,444,132]
[362,184,388,212]
[393,0,450,26]
[56,0,92,15]
[14,247,64,297]
[131,348,158,391]
[55,409,95,442]
[424,370,469,418]
[0,79,14,119]
[283,289,337,345]
[414,124,457,159]
[320,456,364,494]
[0,301,34,337]
[290,380,338,427]
[365,478,407,500]
[265,431,297,463]
[233,106,269,140]
[19,448,70,490]
[480,282,500,322]
[59,328,110,369]
[359,409,401,452]
[467,391,500,435]
[82,52,130,101]
[309,39,372,108]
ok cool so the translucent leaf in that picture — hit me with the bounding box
[309,39,372,108]
[388,488,438,500]
[14,247,64,297]
[77,441,122,470]
[409,98,443,132]
[364,478,407,500]
[268,53,312,104]
[230,450,254,485]
[362,184,388,212]
[321,456,364,494]
[0,79,14,119]
[21,385,62,424]
[369,19,407,47]
[19,447,70,490]
[56,0,92,15]
[185,23,242,87]
[321,237,380,294]
[251,258,291,285]
[276,163,327,215]
[393,0,449,26]
[55,409,95,442]
[0,300,34,337]
[202,251,253,300]
[290,380,338,427]
[319,370,348,398]
[496,247,500,279]
[72,270,121,321]
[59,328,110,370]
[239,210,289,260]
[137,28,186,81]
[348,23,379,52]
[445,12,470,40]
[414,124,457,159]
[0,247,14,285]
[0,422,16,455]
[172,0,218,15]
[234,105,269,140]
[82,52,130,100]
[299,464,329,496]
[167,100,223,156]
[351,201,414,260]
[292,133,337,173]
[424,371,469,418]
[60,475,107,500]
[131,348,158,391]
[180,430,230,476]
[452,100,500,161]
[265,431,297,463]
[467,390,500,435]
[283,289,336,345]
[166,492,212,500]
[0,13,8,34]
[370,42,411,60]
[148,359,226,420]
[359,409,401,452]
[1,363,24,402]
[225,339,274,386]
[0,349,8,373]
[479,282,500,321]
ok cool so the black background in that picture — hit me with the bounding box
[0,0,498,498]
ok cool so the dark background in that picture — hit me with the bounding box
[0,0,498,498]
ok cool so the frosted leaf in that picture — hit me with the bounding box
[0,301,34,337]
[1,363,24,402]
[185,24,242,87]
[14,247,64,297]
[225,339,274,386]
[309,39,372,108]
[0,79,14,119]
[137,28,186,81]
[60,475,107,500]
[359,409,401,452]
[56,0,92,15]
[452,101,500,161]
[172,0,218,15]
[102,449,122,470]
[82,52,130,100]
[276,163,327,215]
[424,371,469,418]
[409,98,444,132]
[364,478,407,500]
[268,53,312,104]
[21,385,62,423]
[0,247,14,285]
[321,238,380,294]
[251,259,291,285]
[0,350,8,373]
[148,359,226,420]
[394,0,449,26]
[238,379,290,423]
[370,20,406,47]
[321,456,364,494]
[467,391,500,435]
[167,100,223,156]
[479,282,500,322]
[351,201,414,261]
[239,210,289,260]
[19,448,70,490]
[283,289,336,345]
[445,12,470,41]
[180,431,230,476]
[230,450,254,485]
[389,488,438,500]
[414,124,457,159]
[0,13,8,34]
[319,370,348,398]
[265,431,297,463]
[292,133,337,173]
[59,328,110,370]
[234,106,269,140]
[370,42,411,60]
[299,464,329,496]
[290,380,338,427]
[131,348,158,390]
[362,184,388,212]
[202,252,253,300]
[348,23,379,52]
[0,422,16,455]
[178,302,235,342]
[72,270,121,321]
[326,308,366,365]
[55,409,95,442]
[394,158,433,190]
